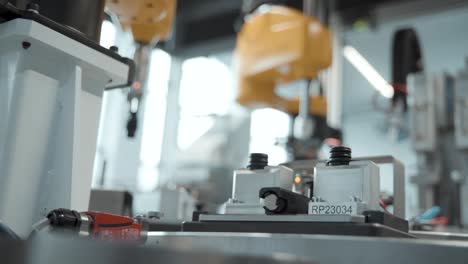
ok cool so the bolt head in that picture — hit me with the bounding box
[109,46,119,53]
[263,193,278,211]
[22,41,31,50]
[26,3,40,12]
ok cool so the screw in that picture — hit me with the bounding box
[22,41,31,50]
[26,3,40,13]
[109,46,119,53]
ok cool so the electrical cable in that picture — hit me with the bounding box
[28,218,51,240]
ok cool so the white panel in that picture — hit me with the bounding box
[0,70,58,237]
[72,90,103,211]
[35,65,80,221]
[0,51,21,182]
[455,69,468,149]
[407,73,436,151]
[0,18,130,236]
[232,166,293,203]
[433,75,445,127]
[313,161,380,211]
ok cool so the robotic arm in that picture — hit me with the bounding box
[235,2,340,160]
[106,0,177,138]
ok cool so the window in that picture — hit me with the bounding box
[177,56,234,150]
[140,49,172,166]
[250,108,290,165]
[100,20,117,49]
[138,49,172,191]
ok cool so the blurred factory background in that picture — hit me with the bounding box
[89,0,468,223]
[2,1,468,261]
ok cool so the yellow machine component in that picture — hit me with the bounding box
[106,0,177,44]
[235,5,332,116]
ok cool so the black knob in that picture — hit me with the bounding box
[126,112,138,138]
[109,46,119,53]
[326,146,352,166]
[26,3,40,13]
[47,208,81,231]
[247,153,268,170]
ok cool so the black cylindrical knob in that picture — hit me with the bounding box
[247,153,268,170]
[326,146,352,166]
[47,208,82,231]
[26,3,40,12]
[110,46,119,53]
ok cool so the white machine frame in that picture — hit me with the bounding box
[0,18,131,236]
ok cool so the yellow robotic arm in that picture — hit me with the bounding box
[105,0,177,137]
[106,0,177,44]
[235,5,331,116]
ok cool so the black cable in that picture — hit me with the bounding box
[391,28,423,111]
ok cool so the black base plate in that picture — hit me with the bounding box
[180,221,413,238]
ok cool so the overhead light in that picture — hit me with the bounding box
[343,46,394,99]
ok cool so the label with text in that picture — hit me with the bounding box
[309,203,357,215]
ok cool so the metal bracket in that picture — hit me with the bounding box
[283,155,406,219]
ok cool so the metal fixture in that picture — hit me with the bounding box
[247,153,269,170]
[326,146,352,166]
[0,4,134,237]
